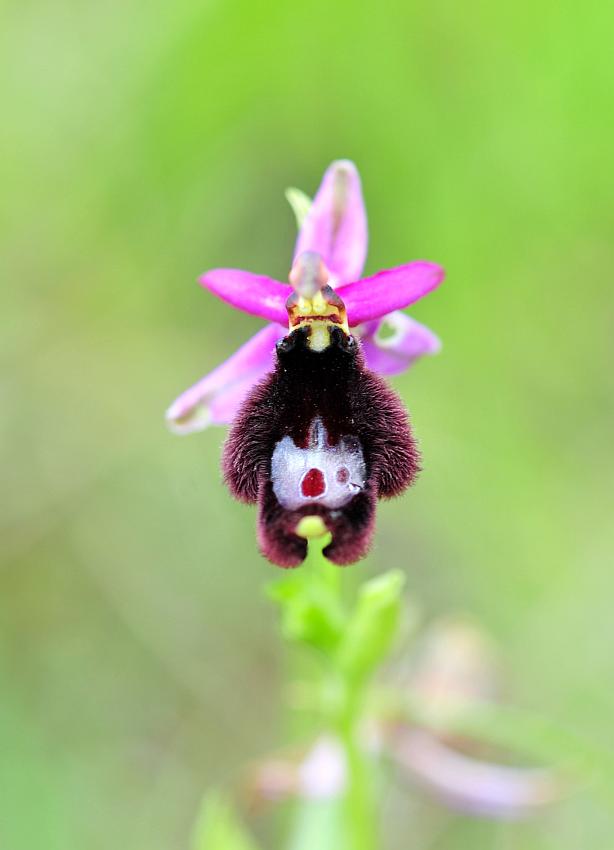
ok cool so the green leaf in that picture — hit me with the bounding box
[268,568,346,653]
[191,792,259,850]
[285,187,312,230]
[267,539,346,652]
[336,570,406,685]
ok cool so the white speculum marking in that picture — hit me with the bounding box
[271,418,366,510]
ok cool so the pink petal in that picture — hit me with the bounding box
[207,370,267,425]
[298,736,347,800]
[361,312,441,376]
[199,269,289,325]
[294,160,368,285]
[392,729,560,820]
[165,324,284,433]
[343,261,445,327]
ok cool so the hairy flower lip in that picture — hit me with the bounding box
[225,329,420,566]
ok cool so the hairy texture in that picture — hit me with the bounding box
[222,326,419,567]
[256,481,378,568]
[353,369,421,499]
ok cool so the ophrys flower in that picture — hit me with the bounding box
[167,161,445,566]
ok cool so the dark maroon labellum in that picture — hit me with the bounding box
[223,326,420,567]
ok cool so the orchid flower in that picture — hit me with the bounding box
[384,619,561,819]
[167,161,445,566]
[166,160,444,434]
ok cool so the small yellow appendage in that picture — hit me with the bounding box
[295,515,328,539]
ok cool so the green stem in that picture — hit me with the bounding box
[338,710,376,850]
[309,541,377,850]
[282,539,378,850]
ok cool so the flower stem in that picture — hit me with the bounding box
[304,540,377,850]
[338,713,377,850]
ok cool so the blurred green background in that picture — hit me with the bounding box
[2,0,613,847]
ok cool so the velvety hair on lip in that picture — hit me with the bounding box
[223,326,420,567]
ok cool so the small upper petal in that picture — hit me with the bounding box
[342,261,445,327]
[166,323,284,433]
[294,160,368,285]
[361,312,441,376]
[199,269,289,325]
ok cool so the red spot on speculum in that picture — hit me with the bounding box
[301,468,326,498]
[336,466,350,484]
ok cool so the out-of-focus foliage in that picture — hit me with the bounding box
[191,792,258,850]
[1,0,613,847]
